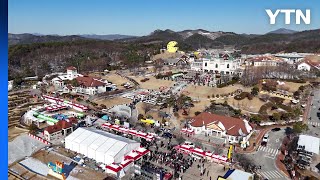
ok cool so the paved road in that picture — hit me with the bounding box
[306,89,320,137]
[245,129,289,180]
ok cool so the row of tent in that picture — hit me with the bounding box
[46,104,67,112]
[43,95,89,112]
[180,128,195,134]
[105,147,172,180]
[174,144,228,163]
[102,123,156,142]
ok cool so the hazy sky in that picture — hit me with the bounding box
[8,0,320,35]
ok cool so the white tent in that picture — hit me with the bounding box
[298,135,320,155]
[65,127,140,165]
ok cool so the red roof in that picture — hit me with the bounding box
[76,76,106,87]
[67,117,78,124]
[44,120,73,134]
[67,66,77,70]
[190,112,251,136]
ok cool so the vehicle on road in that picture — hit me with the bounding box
[271,128,281,132]
[261,133,269,146]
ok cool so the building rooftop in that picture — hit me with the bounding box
[190,112,253,136]
[76,76,106,87]
[44,120,75,134]
[66,66,77,70]
[298,135,320,155]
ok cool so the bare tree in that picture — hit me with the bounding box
[141,103,153,114]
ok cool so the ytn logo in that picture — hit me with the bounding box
[266,9,310,24]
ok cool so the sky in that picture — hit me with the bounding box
[8,0,320,36]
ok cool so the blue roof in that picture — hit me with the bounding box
[223,169,235,178]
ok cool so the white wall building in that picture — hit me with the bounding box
[247,56,284,67]
[274,52,305,64]
[189,112,254,145]
[8,80,13,91]
[51,66,82,89]
[297,61,320,71]
[51,66,116,95]
[191,53,241,75]
[297,62,312,71]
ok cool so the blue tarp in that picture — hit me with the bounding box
[101,115,110,120]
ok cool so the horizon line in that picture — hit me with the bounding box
[8,27,320,36]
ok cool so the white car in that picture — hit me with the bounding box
[262,134,269,142]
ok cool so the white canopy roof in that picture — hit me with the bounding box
[298,135,320,154]
[65,127,140,164]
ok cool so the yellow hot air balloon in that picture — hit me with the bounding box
[167,41,178,53]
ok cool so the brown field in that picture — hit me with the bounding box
[136,102,160,118]
[129,76,175,90]
[216,97,265,114]
[8,127,29,142]
[305,55,320,62]
[279,81,309,92]
[89,71,129,90]
[185,84,250,99]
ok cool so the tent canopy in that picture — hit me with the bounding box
[101,115,110,120]
[65,127,140,164]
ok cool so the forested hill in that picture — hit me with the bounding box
[8,29,320,80]
[8,40,160,80]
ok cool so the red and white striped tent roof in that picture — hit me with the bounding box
[107,147,149,173]
[43,95,89,111]
[136,147,150,156]
[102,123,155,141]
[174,144,228,162]
[125,151,140,161]
[106,163,122,173]
[46,104,67,112]
[180,128,195,134]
